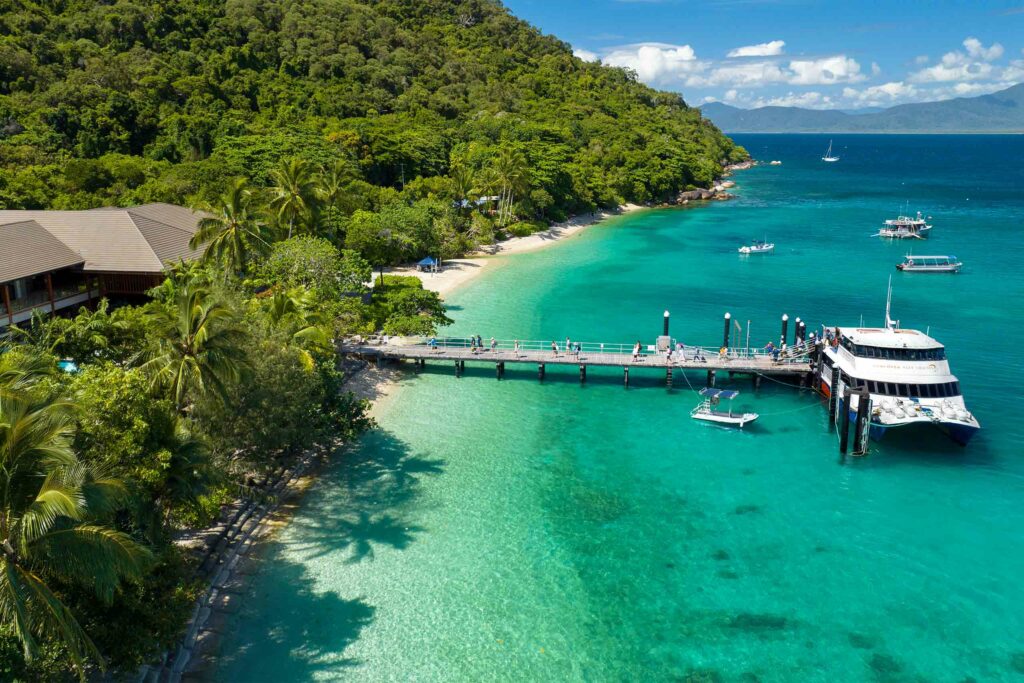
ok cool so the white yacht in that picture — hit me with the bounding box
[822,140,839,162]
[877,211,932,239]
[816,291,979,445]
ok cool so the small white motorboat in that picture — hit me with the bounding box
[690,388,759,427]
[738,240,774,254]
[896,254,962,273]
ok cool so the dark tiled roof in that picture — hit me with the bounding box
[0,220,84,283]
[0,204,205,282]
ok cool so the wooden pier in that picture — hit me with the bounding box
[342,337,815,387]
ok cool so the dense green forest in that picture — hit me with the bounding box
[0,0,744,253]
[0,0,745,678]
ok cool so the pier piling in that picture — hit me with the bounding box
[853,389,872,456]
[723,313,731,350]
[580,364,587,383]
[538,363,545,380]
[707,369,717,387]
[839,389,852,454]
[664,310,670,336]
[781,314,789,346]
[666,367,673,388]
[828,366,840,420]
[624,367,630,386]
[455,360,461,376]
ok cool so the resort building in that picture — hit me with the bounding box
[0,203,203,328]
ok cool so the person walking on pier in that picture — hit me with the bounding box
[632,341,641,361]
[574,341,582,359]
[565,337,572,354]
[514,339,521,358]
[551,341,559,357]
[490,336,497,353]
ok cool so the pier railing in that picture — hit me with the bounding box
[364,336,816,364]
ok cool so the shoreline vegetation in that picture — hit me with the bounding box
[0,0,751,679]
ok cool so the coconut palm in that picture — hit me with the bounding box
[266,288,331,369]
[140,283,251,412]
[492,148,530,226]
[317,160,356,242]
[190,179,273,276]
[450,165,477,214]
[0,371,151,678]
[269,158,318,239]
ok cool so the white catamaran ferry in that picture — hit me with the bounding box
[877,211,932,239]
[815,290,979,445]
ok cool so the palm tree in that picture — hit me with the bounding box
[317,160,356,242]
[266,288,331,370]
[493,148,530,226]
[140,283,251,412]
[190,179,273,276]
[450,165,476,214]
[269,158,318,239]
[0,370,151,678]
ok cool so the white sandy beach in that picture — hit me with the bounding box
[384,203,643,296]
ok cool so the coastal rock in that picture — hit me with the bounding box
[725,160,756,172]
[677,188,715,201]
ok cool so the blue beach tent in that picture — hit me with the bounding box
[417,256,439,272]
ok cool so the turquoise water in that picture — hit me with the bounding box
[216,135,1024,682]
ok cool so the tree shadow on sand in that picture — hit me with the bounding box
[287,430,444,562]
[216,432,444,679]
[217,548,375,680]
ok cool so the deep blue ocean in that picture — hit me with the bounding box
[215,135,1024,682]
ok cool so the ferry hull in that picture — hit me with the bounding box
[836,398,978,446]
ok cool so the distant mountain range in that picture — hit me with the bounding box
[700,83,1024,133]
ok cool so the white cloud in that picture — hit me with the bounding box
[755,91,835,109]
[727,40,786,58]
[573,48,599,62]
[871,62,881,76]
[910,37,1004,83]
[788,55,866,85]
[601,43,706,84]
[963,37,1003,61]
[691,60,789,87]
[914,55,929,65]
[841,81,920,107]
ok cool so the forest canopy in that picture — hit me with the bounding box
[0,0,745,222]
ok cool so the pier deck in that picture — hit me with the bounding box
[343,337,813,378]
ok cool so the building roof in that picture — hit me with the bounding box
[0,220,85,283]
[0,203,204,283]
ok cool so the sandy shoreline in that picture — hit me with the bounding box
[384,203,643,297]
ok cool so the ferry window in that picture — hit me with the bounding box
[899,384,910,397]
[952,382,960,396]
[924,384,937,398]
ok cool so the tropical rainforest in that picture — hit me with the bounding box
[0,0,743,679]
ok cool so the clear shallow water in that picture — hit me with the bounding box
[216,135,1024,682]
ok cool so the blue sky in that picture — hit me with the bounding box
[503,0,1024,109]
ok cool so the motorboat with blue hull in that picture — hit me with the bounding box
[816,287,980,446]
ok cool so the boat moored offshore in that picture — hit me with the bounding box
[738,240,775,254]
[815,289,979,445]
[877,211,932,239]
[896,254,962,273]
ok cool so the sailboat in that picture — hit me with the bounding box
[822,140,839,163]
